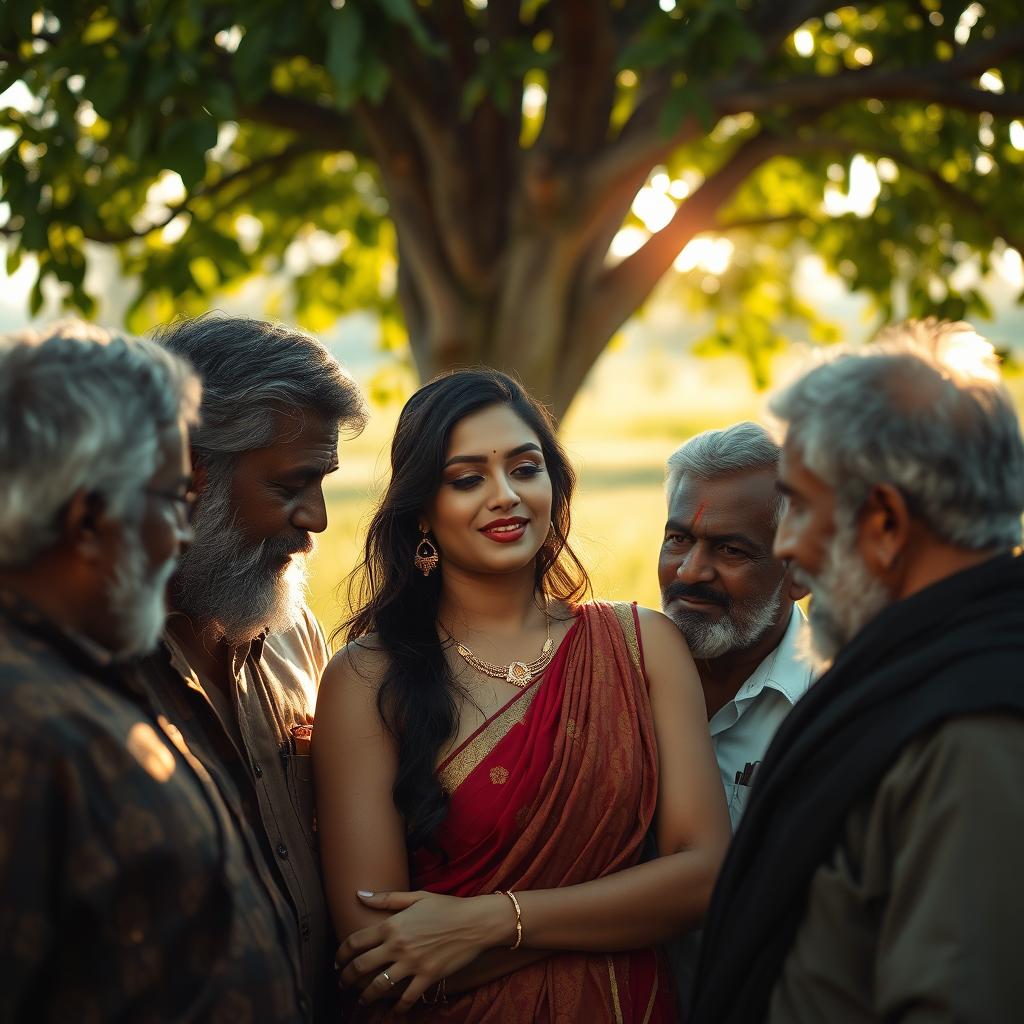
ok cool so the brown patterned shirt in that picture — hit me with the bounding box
[0,590,302,1023]
[136,608,333,1023]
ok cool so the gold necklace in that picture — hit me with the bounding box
[449,609,554,687]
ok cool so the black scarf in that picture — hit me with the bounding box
[690,551,1024,1023]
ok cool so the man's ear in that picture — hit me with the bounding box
[857,483,910,575]
[190,454,209,499]
[60,489,110,564]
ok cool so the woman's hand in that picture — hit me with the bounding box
[336,889,515,1012]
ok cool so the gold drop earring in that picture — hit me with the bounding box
[413,531,439,577]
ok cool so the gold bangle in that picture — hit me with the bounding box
[494,889,523,950]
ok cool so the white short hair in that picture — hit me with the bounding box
[665,421,783,528]
[0,320,201,568]
[770,319,1024,549]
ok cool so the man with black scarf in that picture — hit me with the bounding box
[690,318,1024,1024]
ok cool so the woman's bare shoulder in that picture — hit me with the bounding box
[321,634,391,696]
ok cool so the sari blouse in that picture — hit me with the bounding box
[362,601,676,1023]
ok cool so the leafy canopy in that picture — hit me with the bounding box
[1,1,1023,396]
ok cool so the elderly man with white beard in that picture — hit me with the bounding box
[691,319,1024,1024]
[0,322,305,1020]
[137,314,367,1024]
[660,422,813,830]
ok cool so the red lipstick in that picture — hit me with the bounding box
[480,517,529,543]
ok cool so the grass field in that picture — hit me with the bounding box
[306,350,1024,645]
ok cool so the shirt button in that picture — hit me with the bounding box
[253,762,263,778]
[276,843,289,859]
[300,921,311,940]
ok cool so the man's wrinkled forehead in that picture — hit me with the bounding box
[668,470,780,538]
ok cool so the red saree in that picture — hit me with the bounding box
[366,601,676,1023]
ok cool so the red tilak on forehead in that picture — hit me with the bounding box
[690,502,707,530]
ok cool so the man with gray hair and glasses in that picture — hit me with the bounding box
[0,321,303,1020]
[661,422,813,829]
[692,319,1024,1024]
[137,314,367,1022]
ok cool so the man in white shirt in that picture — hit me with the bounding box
[661,422,815,830]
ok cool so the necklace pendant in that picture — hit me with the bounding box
[506,661,531,685]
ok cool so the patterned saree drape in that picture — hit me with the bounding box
[361,602,676,1023]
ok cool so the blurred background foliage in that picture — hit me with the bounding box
[2,0,1023,415]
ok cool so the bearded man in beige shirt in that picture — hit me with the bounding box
[136,314,367,1023]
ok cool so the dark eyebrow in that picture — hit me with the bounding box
[444,442,542,468]
[664,520,766,554]
[278,460,339,483]
[711,532,765,553]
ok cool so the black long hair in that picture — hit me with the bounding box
[342,368,590,851]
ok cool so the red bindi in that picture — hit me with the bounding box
[690,502,707,530]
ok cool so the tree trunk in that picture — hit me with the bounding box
[396,230,610,421]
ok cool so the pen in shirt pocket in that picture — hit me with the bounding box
[735,760,761,787]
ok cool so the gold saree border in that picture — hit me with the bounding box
[611,602,643,677]
[439,684,541,795]
[641,970,660,1024]
[605,955,625,1024]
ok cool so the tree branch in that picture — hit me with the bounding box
[567,132,786,377]
[78,143,321,244]
[716,212,811,231]
[239,91,361,151]
[584,21,1024,232]
[352,97,467,353]
[746,0,855,57]
[778,132,1024,254]
[384,74,495,294]
[537,0,617,158]
[724,25,1024,115]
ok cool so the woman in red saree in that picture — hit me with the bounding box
[314,370,730,1022]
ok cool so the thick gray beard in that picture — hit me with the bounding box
[171,468,310,646]
[795,521,891,673]
[664,577,784,660]
[107,526,175,660]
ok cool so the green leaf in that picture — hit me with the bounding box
[233,22,275,101]
[361,61,391,105]
[86,63,130,118]
[377,0,439,54]
[658,86,714,137]
[204,80,236,121]
[159,116,218,188]
[325,5,364,106]
[28,274,44,316]
[20,210,47,251]
[460,75,488,119]
[82,17,119,46]
[126,113,153,161]
[2,0,35,38]
[174,16,201,50]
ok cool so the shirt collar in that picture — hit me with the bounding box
[161,611,268,682]
[732,605,813,708]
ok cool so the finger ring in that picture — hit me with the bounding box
[382,970,395,988]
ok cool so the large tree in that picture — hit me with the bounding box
[2,1,1023,413]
